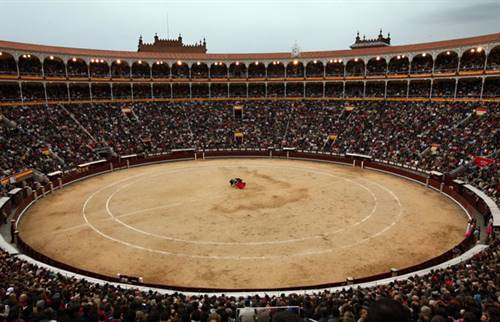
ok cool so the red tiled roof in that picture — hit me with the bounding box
[0,33,499,61]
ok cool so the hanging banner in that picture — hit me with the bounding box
[475,108,487,116]
[474,156,495,168]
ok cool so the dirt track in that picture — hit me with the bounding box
[18,159,467,289]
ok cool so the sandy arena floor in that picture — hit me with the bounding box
[18,159,468,290]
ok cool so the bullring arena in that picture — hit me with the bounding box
[18,158,467,290]
[0,7,499,320]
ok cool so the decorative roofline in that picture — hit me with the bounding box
[351,29,391,49]
[138,33,207,53]
[0,33,498,61]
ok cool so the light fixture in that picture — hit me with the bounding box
[471,49,475,53]
[90,59,95,63]
[116,59,121,64]
[138,60,142,64]
[397,55,401,59]
[313,60,317,64]
[446,51,450,55]
[376,56,380,61]
[477,47,483,52]
[338,59,342,63]
[329,59,333,63]
[0,52,2,56]
[177,60,182,65]
[197,61,201,65]
[255,61,259,65]
[354,58,358,62]
[100,59,104,63]
[422,53,426,57]
[72,57,77,62]
[235,61,239,66]
[293,60,299,65]
[49,56,54,60]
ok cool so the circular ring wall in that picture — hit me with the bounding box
[17,157,468,291]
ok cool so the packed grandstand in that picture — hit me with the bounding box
[0,31,499,322]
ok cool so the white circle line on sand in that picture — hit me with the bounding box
[83,190,401,261]
[103,164,379,245]
[78,162,403,259]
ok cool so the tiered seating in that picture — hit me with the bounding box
[0,100,498,205]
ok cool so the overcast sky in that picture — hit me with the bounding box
[0,0,498,53]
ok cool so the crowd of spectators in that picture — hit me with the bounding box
[386,82,407,97]
[486,49,500,70]
[0,77,498,100]
[0,47,499,80]
[388,57,409,75]
[0,99,499,321]
[43,59,66,77]
[304,83,323,97]
[0,100,498,205]
[366,59,387,75]
[21,83,45,102]
[344,83,364,97]
[67,60,87,78]
[410,55,433,74]
[432,81,456,98]
[324,83,343,97]
[0,55,17,76]
[0,104,98,175]
[0,83,20,102]
[152,63,171,79]
[69,84,91,101]
[434,53,459,73]
[483,78,500,98]
[364,83,385,97]
[18,56,42,77]
[0,239,498,322]
[456,80,482,98]
[46,84,68,101]
[459,52,486,72]
[89,61,110,78]
[462,162,500,206]
[0,124,58,175]
[305,62,323,77]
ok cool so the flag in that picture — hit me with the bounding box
[474,156,495,168]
